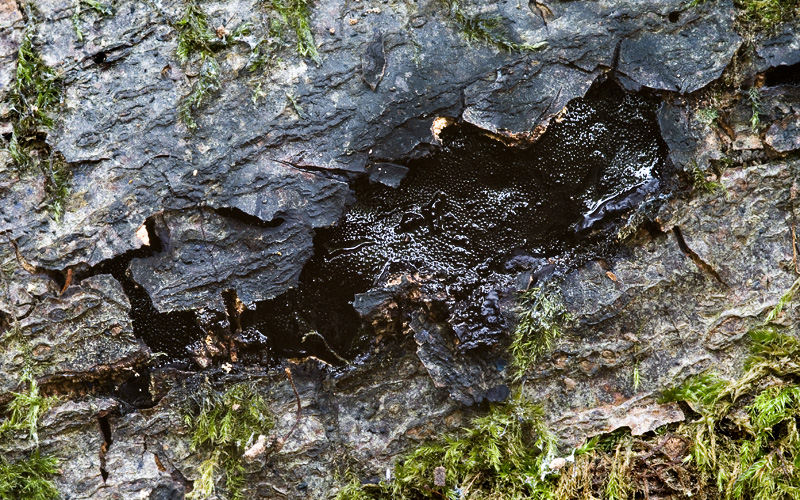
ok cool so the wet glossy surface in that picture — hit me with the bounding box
[243,80,667,363]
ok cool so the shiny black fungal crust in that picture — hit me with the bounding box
[243,80,667,362]
[87,236,207,365]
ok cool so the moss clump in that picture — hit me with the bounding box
[0,372,58,444]
[247,17,287,73]
[4,27,70,222]
[173,0,320,129]
[178,54,221,132]
[174,2,251,130]
[736,0,799,31]
[0,372,60,500]
[45,156,71,224]
[185,383,274,500]
[439,0,546,53]
[0,451,59,500]
[7,30,61,171]
[174,2,222,131]
[338,395,558,499]
[689,160,724,194]
[511,285,572,380]
[270,0,320,65]
[661,311,800,499]
[696,107,720,128]
[691,0,799,31]
[748,87,763,132]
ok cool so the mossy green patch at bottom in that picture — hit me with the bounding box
[337,395,560,500]
[511,285,572,381]
[0,451,59,500]
[185,382,274,500]
[0,371,58,444]
[661,314,800,499]
[0,372,60,500]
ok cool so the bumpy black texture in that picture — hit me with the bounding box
[242,80,666,361]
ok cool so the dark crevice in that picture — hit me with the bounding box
[239,77,671,363]
[672,226,727,286]
[668,11,681,23]
[91,51,107,65]
[53,80,672,370]
[270,157,357,179]
[763,61,800,87]
[215,206,286,228]
[98,412,113,483]
[78,206,295,368]
[79,215,205,366]
[114,369,156,409]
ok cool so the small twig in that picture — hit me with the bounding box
[421,485,447,499]
[301,331,350,364]
[791,182,799,274]
[59,268,72,295]
[792,224,798,274]
[274,367,302,453]
[6,235,37,274]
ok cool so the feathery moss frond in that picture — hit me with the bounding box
[5,30,61,172]
[511,285,572,380]
[748,87,762,132]
[178,54,220,132]
[185,382,273,500]
[270,0,321,65]
[0,451,59,500]
[439,0,547,53]
[0,371,58,444]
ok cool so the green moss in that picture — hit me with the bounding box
[174,2,220,131]
[5,30,61,172]
[178,54,221,132]
[696,107,719,128]
[604,440,634,500]
[44,157,72,224]
[689,160,723,194]
[0,371,58,444]
[439,0,546,53]
[335,475,373,500]
[173,2,253,130]
[184,383,274,500]
[173,0,320,127]
[661,317,800,499]
[271,0,321,65]
[736,0,799,31]
[0,451,59,500]
[3,27,71,222]
[338,395,559,500]
[748,87,763,132]
[175,2,217,64]
[511,285,572,381]
[0,372,60,500]
[691,0,799,31]
[247,17,287,73]
[661,372,727,411]
[72,0,113,42]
